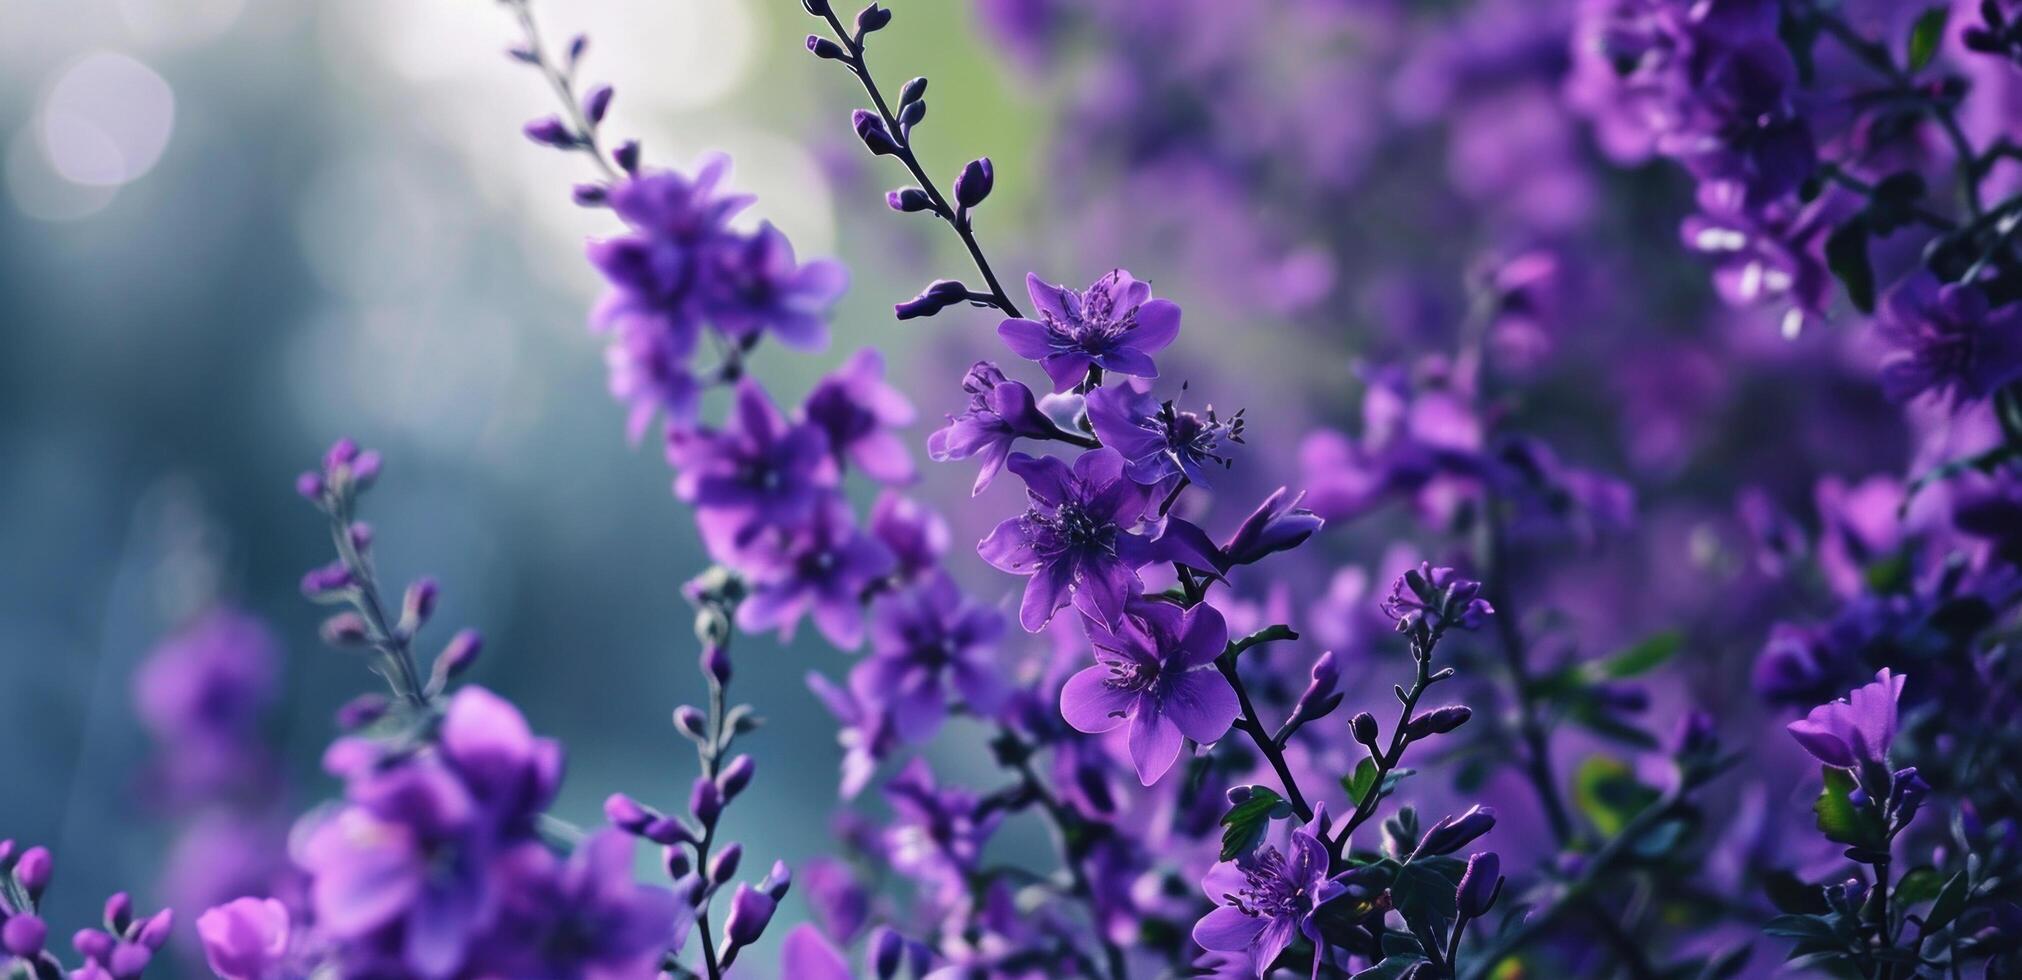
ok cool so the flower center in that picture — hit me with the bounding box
[1226,848,1305,919]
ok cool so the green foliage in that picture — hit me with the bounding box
[1573,756,1659,836]
[1908,7,1949,70]
[1825,218,1875,313]
[1812,767,1884,850]
[1220,787,1287,860]
[1343,757,1380,807]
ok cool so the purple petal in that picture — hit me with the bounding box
[1163,671,1239,744]
[1127,705,1184,785]
[1191,906,1267,954]
[1060,666,1134,734]
[1127,298,1181,352]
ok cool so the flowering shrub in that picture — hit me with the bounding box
[9,0,2022,978]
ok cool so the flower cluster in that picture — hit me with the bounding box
[1,844,174,980]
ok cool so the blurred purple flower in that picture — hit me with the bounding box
[852,572,1007,742]
[1875,273,2022,406]
[927,361,1060,494]
[803,349,917,484]
[1787,668,1905,769]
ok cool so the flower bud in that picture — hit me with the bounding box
[566,34,587,64]
[954,157,993,208]
[673,705,708,740]
[663,846,692,880]
[350,450,382,488]
[760,860,791,901]
[1405,705,1472,739]
[572,183,608,207]
[104,892,133,933]
[435,629,482,681]
[110,941,152,976]
[319,612,369,648]
[718,754,756,798]
[402,578,440,626]
[721,883,777,951]
[886,187,934,213]
[295,471,324,501]
[871,926,905,980]
[898,76,926,106]
[644,818,694,847]
[523,116,577,148]
[74,929,113,962]
[347,522,373,552]
[897,98,926,131]
[1887,766,1930,827]
[335,693,389,731]
[612,140,640,175]
[856,4,892,34]
[852,109,900,156]
[1457,852,1503,918]
[299,562,353,597]
[2,914,46,958]
[505,44,538,65]
[604,793,654,834]
[1351,712,1380,749]
[136,909,174,950]
[582,84,614,125]
[1222,488,1322,567]
[1673,710,1717,757]
[701,644,732,686]
[710,843,743,884]
[324,438,359,469]
[14,846,52,898]
[806,34,848,60]
[801,0,831,16]
[690,776,723,825]
[894,279,970,320]
[1415,805,1496,857]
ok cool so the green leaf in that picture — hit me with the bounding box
[1574,756,1660,836]
[1920,870,1969,935]
[1597,631,1682,678]
[1812,767,1883,849]
[1908,7,1949,71]
[1343,757,1380,806]
[1763,914,1841,943]
[1893,866,1945,906]
[1220,787,1287,861]
[1392,863,1459,943]
[1825,219,1875,313]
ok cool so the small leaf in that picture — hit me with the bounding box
[1892,866,1944,905]
[1825,219,1875,313]
[1763,870,1829,915]
[1220,787,1287,861]
[1597,631,1682,678]
[1920,870,1969,935]
[1763,914,1841,943]
[1574,756,1660,836]
[1343,758,1380,806]
[1908,7,1949,71]
[1813,767,1883,849]
[1392,863,1459,944]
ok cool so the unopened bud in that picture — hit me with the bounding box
[718,754,756,798]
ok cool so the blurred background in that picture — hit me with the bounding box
[1,0,1950,974]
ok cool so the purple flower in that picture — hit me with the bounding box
[867,491,949,580]
[1191,808,1347,977]
[998,270,1183,392]
[779,924,852,980]
[882,759,1001,904]
[852,573,1007,743]
[1060,599,1237,784]
[298,687,561,978]
[1220,487,1323,569]
[737,495,896,649]
[979,449,1219,632]
[1382,563,1495,637]
[477,831,684,979]
[196,898,290,980]
[588,161,751,437]
[1084,383,1243,487]
[803,348,917,484]
[927,361,1060,494]
[132,608,278,797]
[707,221,849,351]
[670,380,837,550]
[1874,273,2022,405]
[807,671,898,799]
[1787,668,1906,770]
[1678,171,1833,332]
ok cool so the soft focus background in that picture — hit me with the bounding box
[2,0,1976,975]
